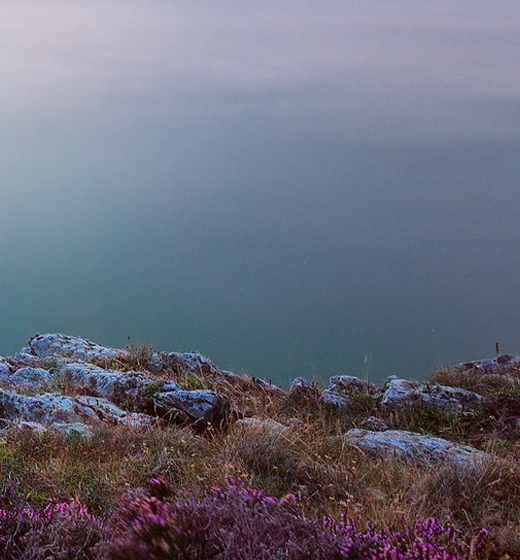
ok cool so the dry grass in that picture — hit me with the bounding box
[2,358,520,557]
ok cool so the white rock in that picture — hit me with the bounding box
[345,428,490,467]
[60,362,153,404]
[28,333,126,362]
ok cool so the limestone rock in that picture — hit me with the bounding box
[0,367,52,387]
[381,378,421,409]
[60,362,153,405]
[381,378,483,413]
[455,354,520,375]
[25,333,127,363]
[319,390,352,410]
[328,375,374,395]
[0,360,11,376]
[345,428,490,467]
[153,389,229,429]
[319,375,376,410]
[49,422,94,438]
[289,377,319,402]
[0,389,153,429]
[420,383,484,412]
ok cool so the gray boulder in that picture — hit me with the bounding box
[0,389,153,429]
[381,378,420,409]
[381,378,483,413]
[319,375,376,410]
[345,428,490,467]
[455,354,520,375]
[154,351,219,376]
[0,360,11,376]
[420,383,484,412]
[328,375,374,395]
[153,389,229,430]
[289,377,319,403]
[25,333,126,363]
[1,367,52,387]
[319,390,352,410]
[60,362,154,405]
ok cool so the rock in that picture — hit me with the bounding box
[420,383,484,413]
[0,360,11,376]
[153,389,229,430]
[149,351,248,388]
[60,362,154,405]
[1,367,52,387]
[251,377,284,394]
[0,389,153,429]
[162,381,181,392]
[381,378,483,413]
[49,422,94,438]
[345,428,490,467]
[73,396,154,428]
[162,351,219,376]
[25,333,127,363]
[381,378,421,409]
[319,390,352,410]
[235,417,288,433]
[455,354,520,375]
[289,377,319,402]
[319,375,376,411]
[328,375,374,395]
[360,416,388,432]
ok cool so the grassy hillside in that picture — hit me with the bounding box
[1,344,520,558]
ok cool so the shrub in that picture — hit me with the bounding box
[0,501,109,559]
[108,477,477,559]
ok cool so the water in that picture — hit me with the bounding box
[1,1,519,386]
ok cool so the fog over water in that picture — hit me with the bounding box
[1,1,519,385]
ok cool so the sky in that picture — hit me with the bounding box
[0,1,519,385]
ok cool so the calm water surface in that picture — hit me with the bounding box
[1,1,519,386]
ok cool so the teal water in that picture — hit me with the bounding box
[1,1,519,386]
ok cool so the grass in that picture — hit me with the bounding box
[2,356,520,557]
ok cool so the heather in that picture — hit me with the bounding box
[0,479,486,559]
[1,336,520,558]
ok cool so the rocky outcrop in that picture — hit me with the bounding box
[0,334,516,451]
[360,416,388,432]
[345,429,490,467]
[0,334,233,435]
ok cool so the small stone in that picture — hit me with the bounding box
[360,416,388,432]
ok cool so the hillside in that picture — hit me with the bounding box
[0,333,519,558]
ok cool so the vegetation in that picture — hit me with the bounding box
[2,354,520,558]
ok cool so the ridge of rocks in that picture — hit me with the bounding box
[0,333,511,468]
